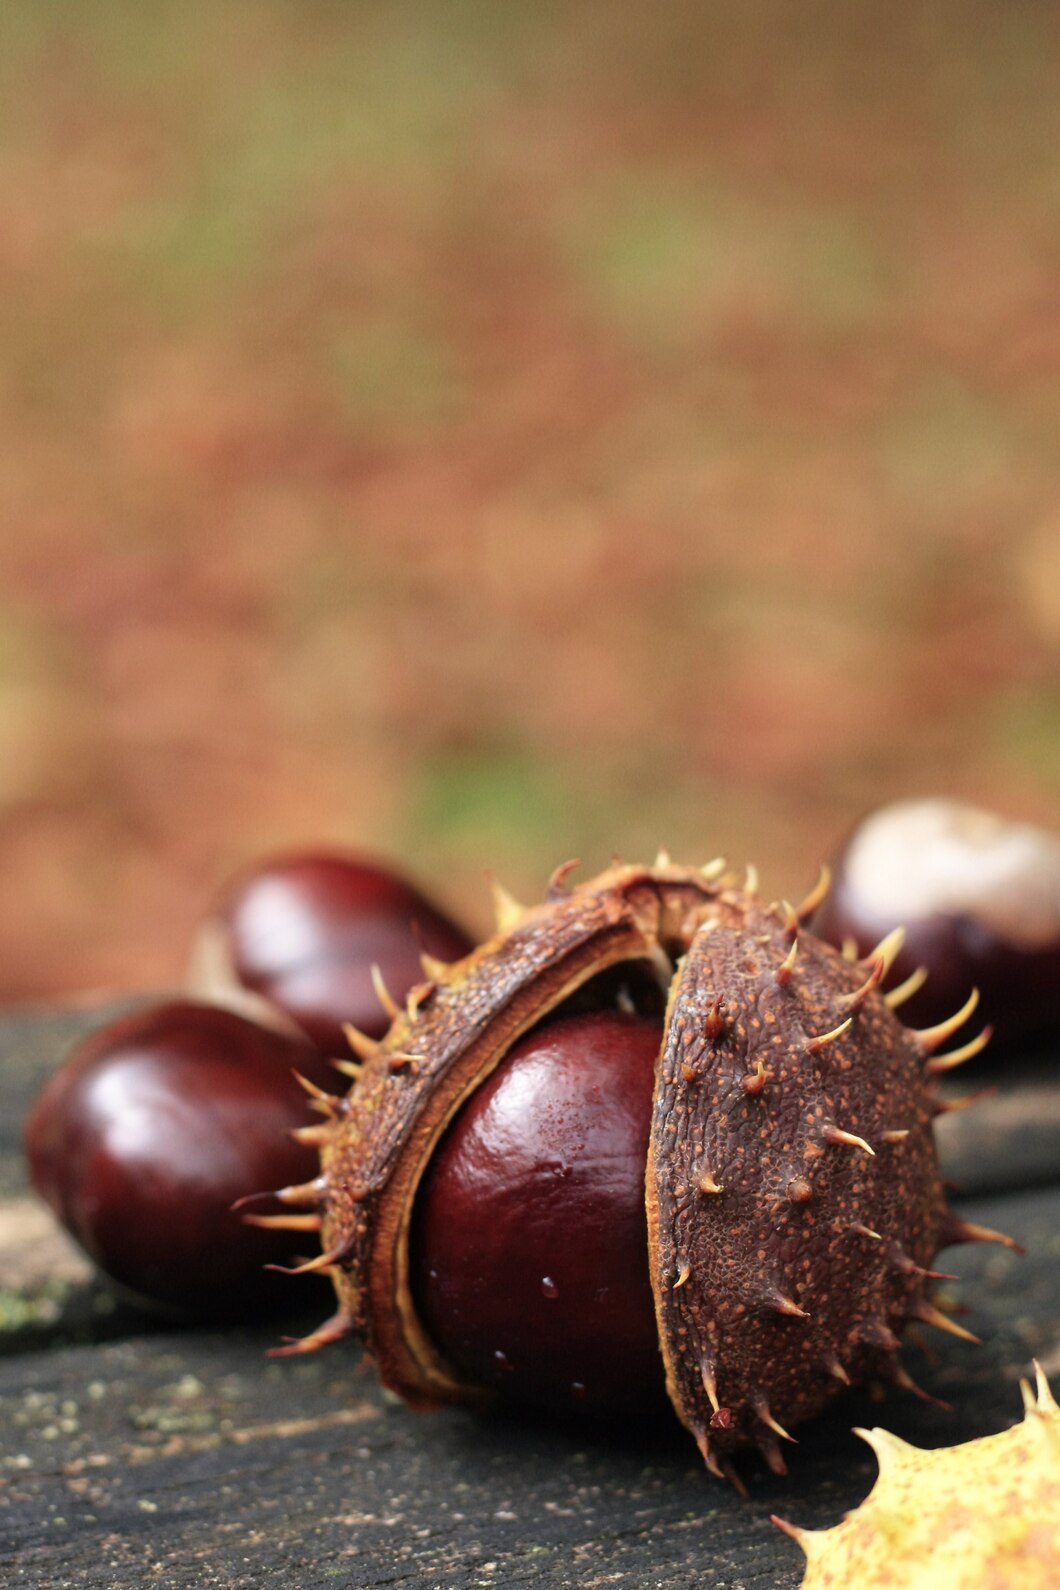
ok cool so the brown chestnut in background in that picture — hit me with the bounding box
[410,1010,669,1422]
[813,798,1060,1052]
[190,852,476,1055]
[23,1001,327,1316]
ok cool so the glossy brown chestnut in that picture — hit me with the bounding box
[814,798,1060,1051]
[23,1001,327,1315]
[192,852,475,1056]
[410,1011,669,1422]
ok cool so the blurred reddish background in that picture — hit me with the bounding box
[1,1,1057,1002]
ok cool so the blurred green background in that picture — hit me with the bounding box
[0,0,1057,999]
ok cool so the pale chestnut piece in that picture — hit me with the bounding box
[815,798,1060,1051]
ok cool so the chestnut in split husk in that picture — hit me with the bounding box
[23,1001,328,1315]
[189,852,476,1056]
[273,859,1015,1484]
[813,799,1060,1052]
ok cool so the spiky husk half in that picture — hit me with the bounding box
[775,1365,1060,1587]
[269,859,1009,1484]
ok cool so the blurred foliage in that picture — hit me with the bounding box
[0,0,1057,997]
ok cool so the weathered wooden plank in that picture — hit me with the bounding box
[934,1053,1060,1195]
[1,1006,1058,1588]
[0,1181,1055,1590]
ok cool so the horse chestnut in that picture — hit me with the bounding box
[190,852,475,1055]
[23,1001,329,1315]
[284,858,1012,1483]
[411,1010,669,1421]
[813,799,1060,1051]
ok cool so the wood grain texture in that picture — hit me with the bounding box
[1,1006,1058,1589]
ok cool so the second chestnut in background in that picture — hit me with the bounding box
[814,798,1060,1054]
[190,852,477,1056]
